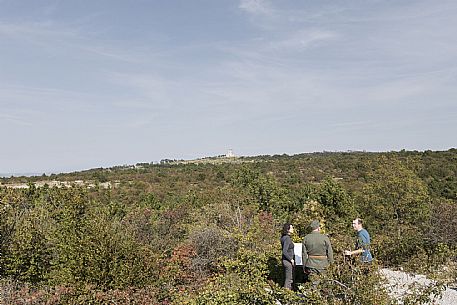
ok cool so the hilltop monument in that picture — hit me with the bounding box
[226,149,235,158]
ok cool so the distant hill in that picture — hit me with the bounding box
[0,173,42,178]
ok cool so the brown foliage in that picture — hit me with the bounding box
[427,200,457,245]
[0,280,160,305]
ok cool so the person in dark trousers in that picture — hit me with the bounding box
[344,218,373,263]
[302,220,334,282]
[280,223,295,289]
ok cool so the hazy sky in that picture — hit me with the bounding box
[1,0,456,174]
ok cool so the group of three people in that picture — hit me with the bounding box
[280,218,373,290]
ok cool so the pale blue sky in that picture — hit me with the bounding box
[1,0,456,174]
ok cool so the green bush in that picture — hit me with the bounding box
[190,248,301,305]
[3,210,51,283]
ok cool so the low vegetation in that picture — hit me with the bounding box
[1,149,456,304]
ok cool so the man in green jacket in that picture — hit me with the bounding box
[302,220,334,277]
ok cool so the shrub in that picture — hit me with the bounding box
[191,248,301,305]
[189,226,237,275]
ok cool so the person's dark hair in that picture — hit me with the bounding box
[282,223,292,236]
[355,218,364,226]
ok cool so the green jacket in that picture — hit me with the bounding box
[302,231,334,271]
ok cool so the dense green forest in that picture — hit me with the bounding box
[1,149,456,304]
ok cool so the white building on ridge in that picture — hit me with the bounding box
[226,149,235,158]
